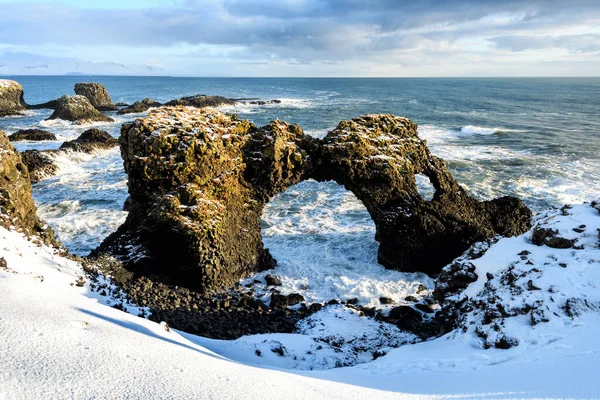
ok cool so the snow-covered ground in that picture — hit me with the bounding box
[1,201,600,399]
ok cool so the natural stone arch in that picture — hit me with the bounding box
[94,107,531,293]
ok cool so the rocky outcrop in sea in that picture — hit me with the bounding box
[116,98,162,115]
[0,80,27,117]
[74,82,118,111]
[94,107,531,294]
[21,128,119,182]
[8,129,57,142]
[46,95,114,124]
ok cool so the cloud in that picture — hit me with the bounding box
[491,34,600,53]
[0,0,599,75]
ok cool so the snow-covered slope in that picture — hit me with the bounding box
[1,201,600,399]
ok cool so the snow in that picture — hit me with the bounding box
[2,201,600,398]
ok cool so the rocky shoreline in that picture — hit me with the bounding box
[3,78,582,350]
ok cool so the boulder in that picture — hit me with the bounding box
[94,108,530,293]
[46,95,114,124]
[20,129,118,182]
[0,80,27,117]
[59,128,118,153]
[0,131,55,243]
[8,129,57,142]
[164,95,236,108]
[20,150,59,183]
[74,82,118,111]
[116,98,162,115]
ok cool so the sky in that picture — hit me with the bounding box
[0,0,599,77]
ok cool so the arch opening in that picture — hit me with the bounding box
[415,173,436,201]
[246,179,434,309]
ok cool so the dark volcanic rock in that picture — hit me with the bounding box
[310,115,532,275]
[94,108,530,293]
[20,129,118,182]
[60,128,118,153]
[74,82,118,111]
[0,80,27,117]
[386,305,423,332]
[116,98,161,115]
[164,94,236,108]
[115,102,129,107]
[531,227,574,249]
[265,274,282,286]
[20,150,59,183]
[46,95,114,124]
[0,131,55,243]
[94,107,310,293]
[28,99,58,110]
[8,129,57,142]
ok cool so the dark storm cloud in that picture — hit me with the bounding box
[0,0,599,62]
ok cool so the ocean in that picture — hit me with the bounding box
[1,76,599,305]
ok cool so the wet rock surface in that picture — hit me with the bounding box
[8,129,57,142]
[74,82,118,111]
[164,94,236,108]
[95,108,531,294]
[0,131,55,243]
[20,129,118,182]
[20,150,60,183]
[59,128,118,153]
[310,114,532,275]
[116,98,162,115]
[0,80,27,117]
[46,95,114,124]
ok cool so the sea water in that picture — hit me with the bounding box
[2,76,599,303]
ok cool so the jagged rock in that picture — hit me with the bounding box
[94,108,530,293]
[59,128,118,153]
[116,98,161,115]
[8,129,56,142]
[74,82,118,111]
[265,274,282,286]
[0,131,55,243]
[531,227,574,249]
[46,95,114,124]
[386,305,423,331]
[310,115,532,275]
[164,95,236,108]
[0,80,27,117]
[19,129,118,182]
[20,150,59,183]
[94,107,308,292]
[115,102,129,107]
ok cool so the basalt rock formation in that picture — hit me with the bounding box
[0,80,27,117]
[8,129,57,142]
[20,150,59,183]
[59,128,118,153]
[116,98,162,115]
[74,82,118,111]
[0,131,55,243]
[46,95,114,124]
[95,107,531,293]
[164,94,236,108]
[21,129,118,182]
[310,115,532,275]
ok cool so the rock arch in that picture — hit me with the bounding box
[94,107,531,293]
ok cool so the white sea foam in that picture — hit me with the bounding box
[247,180,434,307]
